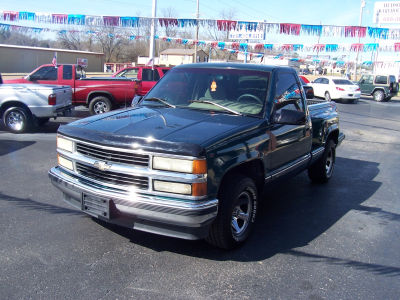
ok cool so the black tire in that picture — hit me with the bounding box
[206,175,258,249]
[36,117,50,126]
[89,96,112,115]
[373,90,384,102]
[324,92,331,101]
[2,107,31,133]
[308,139,336,183]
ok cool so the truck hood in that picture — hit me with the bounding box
[59,106,261,157]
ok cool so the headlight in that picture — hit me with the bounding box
[153,157,206,174]
[58,154,74,170]
[57,136,74,152]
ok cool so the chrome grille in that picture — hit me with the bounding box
[76,142,149,167]
[76,162,149,189]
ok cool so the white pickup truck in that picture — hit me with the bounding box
[0,80,73,133]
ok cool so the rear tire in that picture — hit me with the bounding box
[308,140,336,183]
[89,96,112,115]
[206,175,258,249]
[373,90,384,102]
[3,107,31,133]
[324,92,331,101]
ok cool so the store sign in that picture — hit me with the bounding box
[77,58,88,68]
[373,1,400,24]
[229,28,264,40]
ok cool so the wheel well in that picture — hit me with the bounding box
[327,129,339,145]
[372,88,385,95]
[0,101,31,118]
[218,160,265,197]
[87,93,114,105]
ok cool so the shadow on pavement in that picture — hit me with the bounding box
[0,192,82,216]
[0,140,35,156]
[94,156,394,275]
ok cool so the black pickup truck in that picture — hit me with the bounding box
[49,63,344,249]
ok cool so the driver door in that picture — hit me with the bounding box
[267,72,312,174]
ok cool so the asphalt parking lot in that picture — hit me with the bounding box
[1,97,400,299]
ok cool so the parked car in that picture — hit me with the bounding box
[49,63,344,249]
[358,74,399,102]
[309,76,361,103]
[112,66,171,96]
[0,80,72,133]
[4,64,136,115]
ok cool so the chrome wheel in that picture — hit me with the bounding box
[6,110,25,131]
[325,147,334,177]
[93,101,109,114]
[373,90,384,102]
[231,191,252,237]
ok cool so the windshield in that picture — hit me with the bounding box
[142,67,270,116]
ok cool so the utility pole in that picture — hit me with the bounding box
[194,0,199,63]
[149,0,157,68]
[354,0,366,80]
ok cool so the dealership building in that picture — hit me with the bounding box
[0,44,104,73]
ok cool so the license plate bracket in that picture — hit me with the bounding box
[82,194,110,219]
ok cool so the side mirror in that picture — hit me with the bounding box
[360,79,365,84]
[131,95,143,107]
[273,109,306,125]
[303,85,314,99]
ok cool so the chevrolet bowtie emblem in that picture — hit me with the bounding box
[93,161,112,171]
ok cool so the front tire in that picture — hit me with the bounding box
[373,90,384,102]
[3,107,31,133]
[206,175,258,249]
[308,139,336,183]
[89,96,112,115]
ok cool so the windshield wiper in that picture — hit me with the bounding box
[143,97,176,108]
[189,100,242,116]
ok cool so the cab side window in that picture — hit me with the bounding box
[375,76,387,84]
[362,75,373,84]
[31,66,57,81]
[142,69,153,81]
[63,65,73,80]
[273,73,305,124]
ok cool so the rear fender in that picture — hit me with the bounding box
[0,100,32,118]
[86,91,114,104]
[372,88,387,97]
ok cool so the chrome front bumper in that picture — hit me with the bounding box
[48,167,218,240]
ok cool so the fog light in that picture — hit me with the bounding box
[153,180,191,195]
[58,154,74,171]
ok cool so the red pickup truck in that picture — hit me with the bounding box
[5,64,149,115]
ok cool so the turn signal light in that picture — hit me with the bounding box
[336,87,345,91]
[192,182,207,196]
[193,160,207,174]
